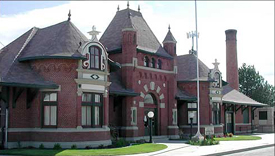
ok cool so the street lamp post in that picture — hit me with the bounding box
[147,111,154,143]
[190,112,194,139]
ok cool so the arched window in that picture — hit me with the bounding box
[89,46,101,70]
[144,56,149,67]
[144,94,155,104]
[151,58,156,68]
[157,59,162,69]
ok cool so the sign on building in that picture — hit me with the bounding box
[205,126,214,136]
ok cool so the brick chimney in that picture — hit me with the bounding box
[225,29,239,90]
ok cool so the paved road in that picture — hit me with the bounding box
[225,146,274,156]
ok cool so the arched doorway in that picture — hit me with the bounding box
[144,93,158,136]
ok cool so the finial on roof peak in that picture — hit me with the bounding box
[138,5,140,12]
[117,5,120,11]
[68,10,71,21]
[88,25,101,42]
[127,1,129,9]
[168,24,171,30]
[213,59,220,69]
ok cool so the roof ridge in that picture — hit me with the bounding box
[139,14,172,57]
[13,27,39,63]
[69,21,88,42]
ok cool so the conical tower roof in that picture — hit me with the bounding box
[100,8,172,58]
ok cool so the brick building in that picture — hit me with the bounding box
[0,6,266,148]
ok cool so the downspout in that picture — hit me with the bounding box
[5,108,8,148]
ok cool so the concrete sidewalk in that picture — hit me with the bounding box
[128,133,275,156]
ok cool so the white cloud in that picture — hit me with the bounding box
[0,1,273,85]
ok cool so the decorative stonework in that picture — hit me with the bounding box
[139,102,144,107]
[150,82,155,90]
[156,86,161,94]
[160,94,164,100]
[32,63,78,73]
[143,85,148,92]
[160,103,165,108]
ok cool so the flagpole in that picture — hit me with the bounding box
[192,0,203,141]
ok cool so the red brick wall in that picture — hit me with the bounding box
[31,59,79,128]
[178,81,211,125]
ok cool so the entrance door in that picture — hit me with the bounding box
[144,108,157,136]
[226,112,234,133]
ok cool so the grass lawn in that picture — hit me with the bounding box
[214,135,261,141]
[0,143,167,156]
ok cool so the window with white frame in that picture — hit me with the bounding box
[81,93,103,127]
[131,107,137,125]
[172,109,177,124]
[42,92,57,127]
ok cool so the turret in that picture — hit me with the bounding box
[163,25,177,56]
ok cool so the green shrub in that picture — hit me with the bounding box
[53,143,62,150]
[39,144,45,149]
[115,138,130,147]
[71,144,77,149]
[98,144,105,149]
[188,138,219,146]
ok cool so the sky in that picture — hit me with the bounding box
[0,1,274,86]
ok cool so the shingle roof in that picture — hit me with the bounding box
[222,85,267,106]
[109,71,139,96]
[177,54,213,82]
[0,28,57,88]
[176,88,197,101]
[19,20,88,61]
[99,8,172,58]
[0,20,88,88]
[163,29,177,43]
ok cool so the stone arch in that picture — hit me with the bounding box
[140,81,165,108]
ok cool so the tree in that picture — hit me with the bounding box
[239,63,274,106]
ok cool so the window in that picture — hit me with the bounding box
[212,103,221,125]
[172,109,177,124]
[157,59,162,69]
[144,94,154,104]
[151,58,155,68]
[259,111,267,120]
[187,103,197,124]
[131,107,137,125]
[84,46,101,70]
[42,92,57,127]
[243,108,249,123]
[144,56,149,67]
[81,93,103,127]
[214,72,221,88]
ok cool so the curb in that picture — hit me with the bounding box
[203,144,275,156]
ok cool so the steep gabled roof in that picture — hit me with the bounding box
[222,85,267,106]
[19,20,88,61]
[100,8,172,58]
[177,54,213,82]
